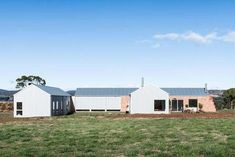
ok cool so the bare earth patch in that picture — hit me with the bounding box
[0,112,50,124]
[0,111,235,124]
[126,112,235,119]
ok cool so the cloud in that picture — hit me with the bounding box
[154,33,180,40]
[137,31,235,48]
[182,32,217,43]
[153,31,235,44]
[222,31,235,43]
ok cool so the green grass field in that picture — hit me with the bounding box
[0,113,235,157]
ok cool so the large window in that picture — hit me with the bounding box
[60,101,63,112]
[172,100,183,111]
[154,100,166,111]
[56,101,59,110]
[172,100,177,111]
[66,100,70,111]
[189,99,198,107]
[16,102,23,115]
[52,101,55,110]
[178,100,183,111]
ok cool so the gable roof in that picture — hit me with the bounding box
[161,88,207,96]
[34,84,70,96]
[75,88,138,97]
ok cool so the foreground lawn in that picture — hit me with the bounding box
[0,113,235,157]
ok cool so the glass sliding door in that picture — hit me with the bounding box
[178,100,183,111]
[172,100,177,111]
[171,100,184,112]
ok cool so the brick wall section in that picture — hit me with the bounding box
[169,96,216,112]
[120,96,130,112]
[120,95,216,113]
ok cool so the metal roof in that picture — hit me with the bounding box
[161,88,207,96]
[75,87,208,97]
[75,88,138,97]
[34,85,70,96]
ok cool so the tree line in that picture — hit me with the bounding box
[214,88,235,110]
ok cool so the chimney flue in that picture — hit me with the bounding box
[205,83,208,93]
[141,77,144,88]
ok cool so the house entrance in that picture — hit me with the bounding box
[171,99,183,112]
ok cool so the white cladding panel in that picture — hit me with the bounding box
[14,85,51,117]
[130,86,169,114]
[106,97,121,109]
[75,97,121,110]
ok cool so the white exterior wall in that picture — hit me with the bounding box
[106,97,121,110]
[130,86,169,114]
[75,96,121,111]
[72,96,76,106]
[14,85,51,117]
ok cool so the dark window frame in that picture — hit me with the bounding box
[154,100,166,111]
[17,102,22,110]
[16,111,23,115]
[189,99,198,108]
[16,102,23,116]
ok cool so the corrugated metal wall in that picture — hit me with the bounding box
[51,96,70,116]
[130,86,170,114]
[75,96,121,111]
[14,85,51,117]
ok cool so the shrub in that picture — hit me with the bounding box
[213,97,225,110]
[199,103,203,111]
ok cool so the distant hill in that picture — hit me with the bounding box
[0,89,8,93]
[67,90,76,96]
[0,89,18,101]
[0,89,18,96]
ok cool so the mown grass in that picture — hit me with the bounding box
[0,112,235,157]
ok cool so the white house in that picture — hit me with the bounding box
[14,84,71,118]
[74,86,169,114]
[13,83,213,117]
[129,86,169,114]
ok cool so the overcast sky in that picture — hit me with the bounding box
[0,0,235,90]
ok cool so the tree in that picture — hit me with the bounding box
[223,88,235,109]
[16,75,46,89]
[199,103,203,111]
[213,96,225,110]
[29,75,46,86]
